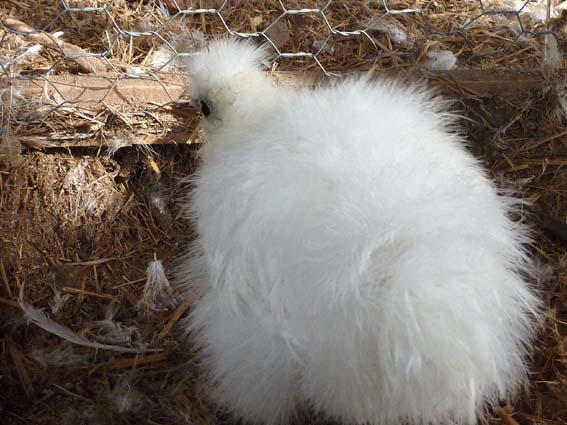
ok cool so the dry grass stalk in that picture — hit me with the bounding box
[0,295,20,308]
[0,260,13,298]
[62,286,118,301]
[156,297,192,344]
[497,406,521,425]
[109,352,169,369]
[6,335,35,398]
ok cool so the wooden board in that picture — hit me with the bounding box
[9,69,546,147]
[12,69,544,107]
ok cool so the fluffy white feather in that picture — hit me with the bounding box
[178,38,543,425]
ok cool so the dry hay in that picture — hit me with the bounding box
[0,0,565,72]
[1,1,567,425]
[4,94,567,425]
[0,146,215,424]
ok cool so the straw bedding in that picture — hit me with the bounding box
[1,1,566,424]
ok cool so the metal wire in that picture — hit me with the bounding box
[0,0,561,133]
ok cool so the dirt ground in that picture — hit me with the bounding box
[1,1,567,425]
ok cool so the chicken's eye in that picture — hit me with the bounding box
[200,100,211,117]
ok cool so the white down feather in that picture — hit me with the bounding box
[178,38,543,425]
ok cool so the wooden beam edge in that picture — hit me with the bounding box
[7,69,546,147]
[11,69,545,106]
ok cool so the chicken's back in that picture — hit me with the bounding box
[188,76,541,425]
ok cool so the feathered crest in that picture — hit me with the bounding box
[185,37,271,77]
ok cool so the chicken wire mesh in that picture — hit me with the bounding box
[0,0,565,152]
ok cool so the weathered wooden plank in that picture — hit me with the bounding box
[11,73,187,112]
[274,69,545,97]
[9,69,545,147]
[11,69,544,108]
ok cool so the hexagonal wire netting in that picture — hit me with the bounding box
[0,0,563,149]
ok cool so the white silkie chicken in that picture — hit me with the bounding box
[179,38,542,425]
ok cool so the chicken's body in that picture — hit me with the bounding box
[180,39,542,425]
